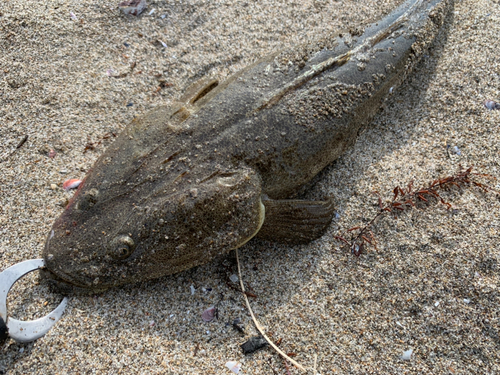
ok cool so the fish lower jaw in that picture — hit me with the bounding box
[39,268,109,295]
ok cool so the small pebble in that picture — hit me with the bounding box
[401,349,413,361]
[241,335,268,354]
[484,99,500,110]
[229,274,239,283]
[118,0,147,16]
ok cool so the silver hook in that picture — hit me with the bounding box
[0,259,68,343]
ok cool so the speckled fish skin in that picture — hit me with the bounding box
[43,0,453,292]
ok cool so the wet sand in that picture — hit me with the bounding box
[1,0,499,373]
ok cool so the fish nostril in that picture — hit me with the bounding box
[76,188,99,211]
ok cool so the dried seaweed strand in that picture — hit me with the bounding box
[336,165,499,256]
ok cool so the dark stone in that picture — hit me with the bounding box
[0,316,9,345]
[241,335,268,354]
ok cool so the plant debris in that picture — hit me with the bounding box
[335,166,499,256]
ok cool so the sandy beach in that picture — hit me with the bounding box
[1,0,499,373]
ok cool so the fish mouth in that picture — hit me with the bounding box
[39,267,109,295]
[43,229,110,294]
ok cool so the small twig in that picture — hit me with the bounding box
[110,61,137,78]
[267,358,279,375]
[225,280,257,298]
[16,135,28,149]
[284,358,292,375]
[223,263,258,298]
[214,292,224,321]
[231,318,245,334]
[4,135,28,161]
[235,249,310,373]
[83,132,116,153]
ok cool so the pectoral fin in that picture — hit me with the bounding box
[256,197,335,244]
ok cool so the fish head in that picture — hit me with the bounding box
[42,104,265,293]
[42,166,264,293]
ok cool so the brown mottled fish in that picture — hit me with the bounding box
[43,0,453,292]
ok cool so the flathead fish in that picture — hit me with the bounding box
[43,0,453,292]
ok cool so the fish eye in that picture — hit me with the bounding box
[109,235,135,260]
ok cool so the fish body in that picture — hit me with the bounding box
[43,0,453,292]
